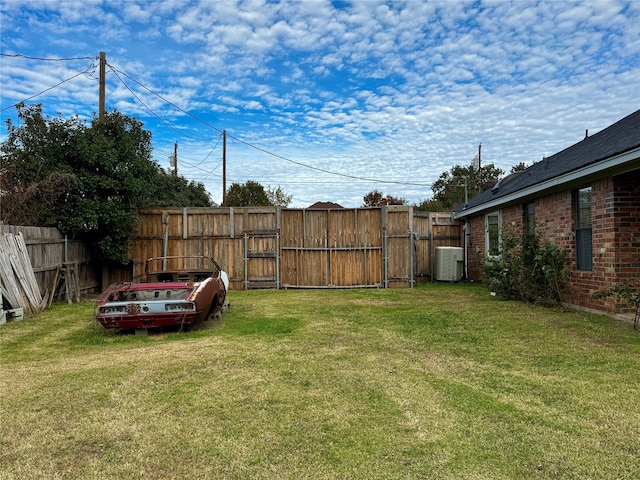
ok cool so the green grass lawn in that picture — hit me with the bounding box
[1,283,639,479]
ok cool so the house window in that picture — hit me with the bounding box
[575,186,592,271]
[486,211,501,256]
[523,202,535,236]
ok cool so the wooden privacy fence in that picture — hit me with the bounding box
[119,206,462,290]
[0,225,100,306]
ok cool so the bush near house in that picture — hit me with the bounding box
[593,281,640,329]
[483,232,570,306]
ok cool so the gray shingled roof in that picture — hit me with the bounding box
[454,109,640,215]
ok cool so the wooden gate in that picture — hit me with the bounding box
[244,231,279,289]
[280,208,383,288]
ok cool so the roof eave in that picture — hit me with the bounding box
[453,146,640,219]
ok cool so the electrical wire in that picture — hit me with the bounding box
[109,66,223,134]
[0,53,95,62]
[107,64,434,188]
[176,134,222,170]
[108,65,204,141]
[196,136,222,167]
[0,65,97,113]
[1,54,440,189]
[108,64,225,176]
[153,144,223,173]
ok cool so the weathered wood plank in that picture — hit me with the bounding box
[1,226,100,304]
[0,232,43,313]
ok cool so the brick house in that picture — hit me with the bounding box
[453,109,640,316]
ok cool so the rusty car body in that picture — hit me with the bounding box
[95,256,228,331]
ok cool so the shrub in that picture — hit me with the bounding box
[593,281,640,329]
[483,233,570,306]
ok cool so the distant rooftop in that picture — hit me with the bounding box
[308,201,344,209]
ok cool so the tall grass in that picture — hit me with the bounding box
[1,283,639,479]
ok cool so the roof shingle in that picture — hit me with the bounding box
[455,109,640,214]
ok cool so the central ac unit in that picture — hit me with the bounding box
[435,246,463,282]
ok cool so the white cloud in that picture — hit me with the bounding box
[123,2,154,22]
[1,0,639,207]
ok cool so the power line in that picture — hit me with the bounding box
[226,133,434,187]
[180,134,222,169]
[153,138,223,172]
[107,65,204,141]
[0,65,97,113]
[107,64,433,188]
[0,53,95,62]
[108,65,223,134]
[2,53,433,190]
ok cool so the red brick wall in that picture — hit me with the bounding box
[595,172,640,313]
[467,215,485,281]
[612,172,640,286]
[465,170,640,315]
[535,190,574,253]
[501,205,523,237]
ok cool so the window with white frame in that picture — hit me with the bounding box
[486,211,501,256]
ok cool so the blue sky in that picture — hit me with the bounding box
[1,0,639,207]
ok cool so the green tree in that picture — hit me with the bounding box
[266,185,292,207]
[1,104,79,186]
[149,171,213,208]
[510,162,527,173]
[413,198,446,212]
[225,180,270,206]
[362,190,406,207]
[431,163,504,210]
[1,104,212,262]
[1,104,80,226]
[54,109,159,263]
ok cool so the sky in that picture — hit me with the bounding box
[1,0,639,208]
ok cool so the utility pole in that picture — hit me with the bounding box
[173,142,178,176]
[477,143,482,194]
[222,130,227,206]
[99,52,106,118]
[464,177,469,206]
